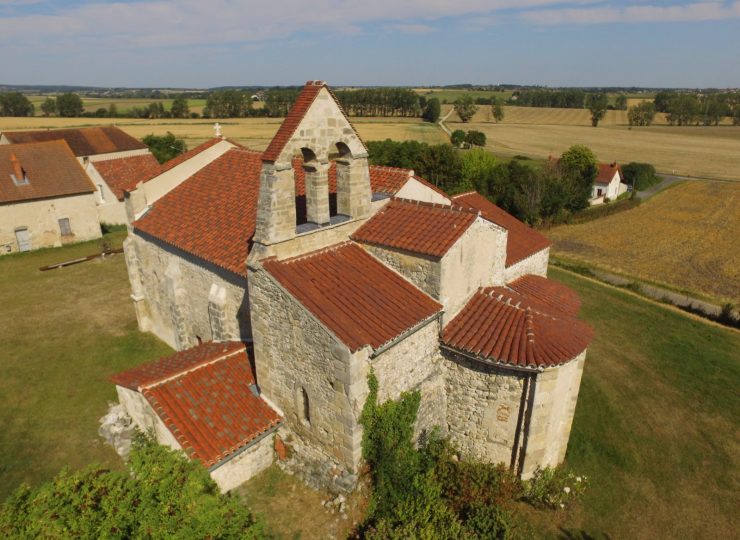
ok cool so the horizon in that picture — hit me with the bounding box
[0,1,739,88]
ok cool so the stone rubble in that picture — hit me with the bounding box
[98,402,136,459]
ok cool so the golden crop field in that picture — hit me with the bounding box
[547,181,740,303]
[26,95,208,115]
[0,116,447,152]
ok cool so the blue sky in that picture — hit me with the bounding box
[0,0,738,88]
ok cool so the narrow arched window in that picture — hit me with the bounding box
[301,387,311,424]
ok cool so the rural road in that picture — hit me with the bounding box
[437,108,454,137]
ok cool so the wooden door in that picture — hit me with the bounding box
[15,228,30,252]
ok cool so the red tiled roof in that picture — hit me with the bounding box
[263,242,442,351]
[2,126,146,157]
[370,165,449,200]
[507,274,581,317]
[111,341,246,390]
[134,148,263,277]
[451,192,551,267]
[595,162,623,185]
[352,198,478,258]
[93,153,161,201]
[443,284,592,369]
[158,138,226,174]
[142,345,282,468]
[0,140,95,204]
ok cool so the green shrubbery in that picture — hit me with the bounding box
[357,371,585,538]
[622,162,660,191]
[0,434,266,539]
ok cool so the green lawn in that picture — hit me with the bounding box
[543,267,739,539]
[0,232,172,501]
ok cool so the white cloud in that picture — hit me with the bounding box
[521,1,740,25]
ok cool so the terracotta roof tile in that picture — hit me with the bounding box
[369,165,449,199]
[110,341,246,390]
[0,140,95,204]
[352,198,478,258]
[451,191,551,267]
[2,126,146,157]
[158,137,227,174]
[443,283,592,369]
[263,242,442,351]
[135,147,436,277]
[507,274,581,317]
[93,153,161,201]
[595,162,623,185]
[141,344,282,468]
[134,148,263,277]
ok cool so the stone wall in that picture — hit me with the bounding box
[522,351,586,477]
[0,192,101,255]
[440,217,508,323]
[247,266,364,472]
[210,431,276,493]
[443,350,527,467]
[370,319,447,440]
[85,161,128,225]
[362,244,441,298]
[504,248,549,283]
[125,232,249,350]
[116,385,182,451]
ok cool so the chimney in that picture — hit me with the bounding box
[10,153,26,182]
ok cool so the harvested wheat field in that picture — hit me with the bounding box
[0,116,446,152]
[547,181,740,304]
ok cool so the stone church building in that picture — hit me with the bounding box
[112,81,593,493]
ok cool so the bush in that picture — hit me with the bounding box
[622,162,660,191]
[465,130,487,147]
[0,433,266,539]
[143,132,187,164]
[520,467,587,510]
[451,129,466,147]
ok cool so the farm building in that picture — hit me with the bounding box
[591,162,628,204]
[113,81,593,493]
[0,140,101,255]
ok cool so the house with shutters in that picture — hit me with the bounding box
[0,140,101,255]
[112,81,593,493]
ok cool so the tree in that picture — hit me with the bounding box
[734,107,740,126]
[627,101,656,126]
[40,97,57,117]
[464,130,486,147]
[453,95,478,123]
[171,95,190,118]
[108,103,118,118]
[422,98,441,123]
[143,132,187,163]
[0,92,34,117]
[146,102,165,119]
[491,99,504,122]
[653,91,676,113]
[622,162,659,191]
[615,94,628,110]
[586,93,608,127]
[666,94,700,126]
[0,434,266,538]
[56,93,84,117]
[558,145,598,210]
[450,129,466,147]
[460,148,496,194]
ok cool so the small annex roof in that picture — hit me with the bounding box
[158,137,229,174]
[507,274,581,318]
[2,126,146,157]
[451,191,551,267]
[263,242,442,352]
[443,282,592,369]
[370,165,449,200]
[0,140,95,204]
[595,162,623,185]
[93,153,161,201]
[262,81,366,163]
[351,198,478,258]
[111,341,282,468]
[134,146,439,278]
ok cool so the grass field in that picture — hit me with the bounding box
[26,95,208,115]
[546,181,740,304]
[0,232,172,501]
[0,115,447,152]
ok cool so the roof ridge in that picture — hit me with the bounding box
[451,190,479,199]
[272,240,353,265]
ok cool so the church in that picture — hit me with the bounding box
[111,81,593,493]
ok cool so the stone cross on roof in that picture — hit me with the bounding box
[213,123,222,139]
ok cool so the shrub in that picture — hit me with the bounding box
[464,130,487,147]
[520,467,587,510]
[451,129,466,147]
[622,162,660,191]
[465,502,517,539]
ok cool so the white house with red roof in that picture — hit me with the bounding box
[591,162,628,204]
[113,81,592,493]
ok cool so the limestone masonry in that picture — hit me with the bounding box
[112,80,593,493]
